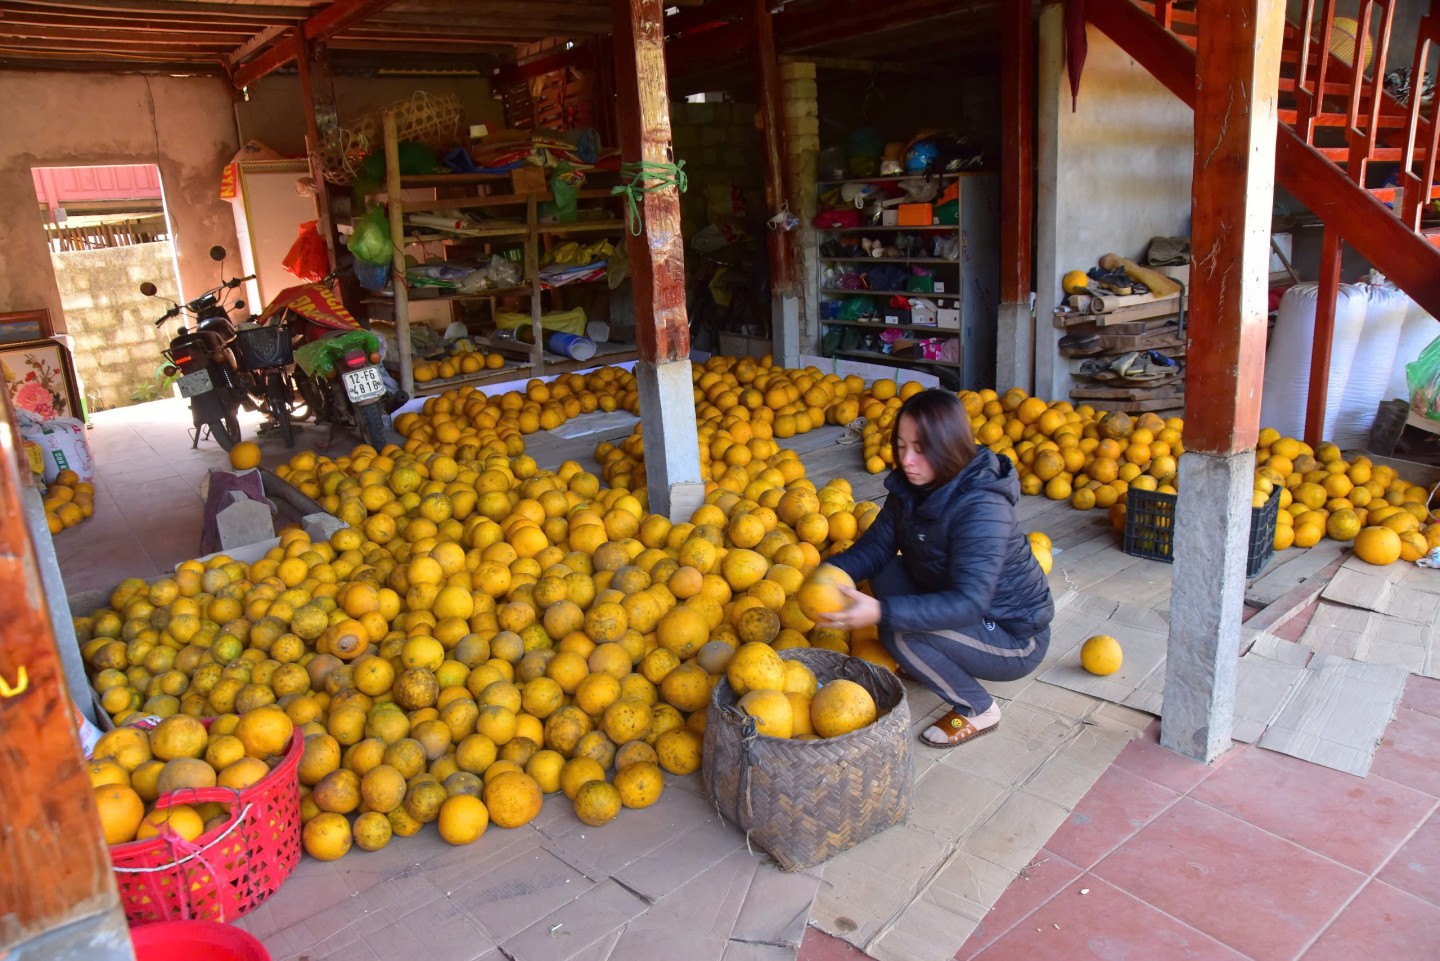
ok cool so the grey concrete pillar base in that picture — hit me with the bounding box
[996,301,1035,393]
[635,359,703,520]
[1161,449,1255,762]
[771,295,801,369]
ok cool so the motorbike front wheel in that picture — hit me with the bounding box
[358,402,389,451]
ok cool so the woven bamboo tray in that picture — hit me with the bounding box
[702,648,912,871]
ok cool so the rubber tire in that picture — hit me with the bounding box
[358,402,388,450]
[208,410,241,452]
[268,373,294,448]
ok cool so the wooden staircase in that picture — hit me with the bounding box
[1087,0,1440,443]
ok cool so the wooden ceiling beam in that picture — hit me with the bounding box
[233,30,300,86]
[305,0,400,44]
[0,36,230,53]
[229,24,294,65]
[0,12,261,35]
[0,24,247,45]
[326,38,517,51]
[5,0,314,22]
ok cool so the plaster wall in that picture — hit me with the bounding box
[0,72,241,334]
[1034,9,1194,401]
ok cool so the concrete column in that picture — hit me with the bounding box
[1161,451,1254,760]
[780,59,819,358]
[995,301,1034,393]
[635,360,706,522]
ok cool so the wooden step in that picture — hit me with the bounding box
[1368,184,1440,202]
[1278,110,1410,128]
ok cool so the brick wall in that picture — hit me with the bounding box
[51,242,180,411]
[668,99,764,238]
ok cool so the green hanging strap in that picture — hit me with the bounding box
[611,159,688,235]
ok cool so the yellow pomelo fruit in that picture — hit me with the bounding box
[1353,526,1402,566]
[809,679,877,738]
[1080,634,1123,675]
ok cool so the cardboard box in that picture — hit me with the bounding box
[719,332,773,358]
[897,203,933,226]
[937,307,960,330]
[881,209,899,226]
[511,165,548,194]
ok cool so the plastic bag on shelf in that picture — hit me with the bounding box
[1406,334,1440,420]
[282,221,329,282]
[348,206,392,266]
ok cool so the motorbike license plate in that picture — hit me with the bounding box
[342,365,386,403]
[177,369,213,398]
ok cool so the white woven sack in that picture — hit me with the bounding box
[1332,283,1407,449]
[1260,282,1367,440]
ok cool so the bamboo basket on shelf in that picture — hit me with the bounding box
[311,91,463,186]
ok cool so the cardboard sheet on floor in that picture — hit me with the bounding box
[545,409,639,439]
[1231,632,1314,744]
[1034,602,1170,709]
[1257,653,1408,776]
[1300,598,1439,678]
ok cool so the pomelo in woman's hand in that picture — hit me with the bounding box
[1080,635,1123,676]
[796,564,856,621]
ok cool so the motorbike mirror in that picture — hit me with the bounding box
[233,300,245,311]
[140,282,158,297]
[209,245,227,262]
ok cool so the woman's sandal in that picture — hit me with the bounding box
[921,711,1001,748]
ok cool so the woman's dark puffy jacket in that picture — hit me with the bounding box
[829,447,1054,638]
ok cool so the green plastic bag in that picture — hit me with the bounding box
[347,206,392,267]
[550,162,580,223]
[1406,334,1440,420]
[294,330,380,379]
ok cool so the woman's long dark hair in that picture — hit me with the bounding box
[892,389,977,486]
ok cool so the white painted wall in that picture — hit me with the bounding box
[1034,8,1195,400]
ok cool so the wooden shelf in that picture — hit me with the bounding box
[537,220,627,234]
[817,173,965,186]
[831,349,961,368]
[820,288,953,297]
[822,319,958,333]
[819,257,957,265]
[410,363,532,397]
[820,225,955,232]
[363,284,532,306]
[397,188,616,216]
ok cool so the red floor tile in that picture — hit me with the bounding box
[1044,767,1180,870]
[1090,798,1367,960]
[967,874,1247,961]
[1400,675,1440,721]
[1191,747,1438,873]
[1298,881,1440,961]
[1369,708,1440,799]
[1272,597,1322,643]
[1377,809,1440,908]
[954,849,1085,961]
[797,925,877,961]
[1110,723,1228,795]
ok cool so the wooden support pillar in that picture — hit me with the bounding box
[0,396,133,961]
[296,36,339,272]
[997,0,1036,391]
[753,0,801,366]
[1304,229,1343,447]
[612,0,705,521]
[1163,0,1282,763]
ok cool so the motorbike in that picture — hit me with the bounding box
[142,246,254,452]
[252,274,400,451]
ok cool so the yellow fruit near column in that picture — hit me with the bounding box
[1353,526,1403,565]
[229,441,262,471]
[94,784,146,844]
[1080,634,1123,676]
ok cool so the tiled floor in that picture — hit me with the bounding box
[798,677,1440,961]
[59,399,1440,960]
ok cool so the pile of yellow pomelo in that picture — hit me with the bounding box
[857,386,1435,566]
[77,362,910,862]
[43,469,96,534]
[412,343,509,385]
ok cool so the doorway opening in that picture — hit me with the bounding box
[33,163,181,413]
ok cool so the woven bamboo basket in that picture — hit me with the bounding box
[702,648,912,872]
[311,91,462,186]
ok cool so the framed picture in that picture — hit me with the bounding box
[0,309,54,345]
[0,338,81,421]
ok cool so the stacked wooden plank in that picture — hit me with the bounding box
[1055,289,1186,415]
